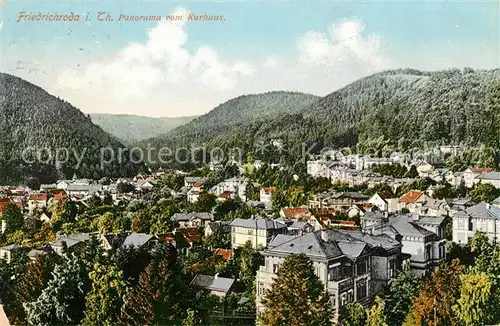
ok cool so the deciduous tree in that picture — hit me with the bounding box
[260,254,333,326]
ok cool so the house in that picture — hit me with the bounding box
[135,180,156,191]
[205,221,231,237]
[255,229,403,321]
[217,190,234,201]
[50,234,91,255]
[100,233,128,251]
[121,233,157,250]
[212,248,233,261]
[361,212,446,277]
[184,177,207,188]
[307,160,332,179]
[368,192,398,212]
[190,274,236,297]
[259,187,276,209]
[0,244,29,263]
[66,184,103,196]
[308,192,370,211]
[210,177,248,202]
[398,190,429,212]
[28,193,48,211]
[463,168,493,188]
[229,217,287,249]
[474,171,500,188]
[452,203,500,244]
[286,221,314,236]
[355,155,393,170]
[171,212,214,228]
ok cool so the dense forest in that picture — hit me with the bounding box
[90,114,198,145]
[0,73,142,184]
[139,68,500,166]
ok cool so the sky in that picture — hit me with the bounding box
[1,0,499,117]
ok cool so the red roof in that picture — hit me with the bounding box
[281,207,310,218]
[176,227,202,243]
[0,199,19,213]
[219,191,233,199]
[212,248,233,261]
[262,187,276,194]
[29,194,48,201]
[399,190,424,203]
[54,192,67,200]
[471,168,493,173]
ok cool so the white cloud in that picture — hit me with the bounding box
[57,7,257,101]
[263,56,280,69]
[298,18,389,71]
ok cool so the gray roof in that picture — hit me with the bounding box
[492,196,500,204]
[337,241,368,259]
[288,221,311,230]
[332,229,401,251]
[185,177,207,183]
[315,191,369,200]
[454,203,500,220]
[230,217,287,230]
[0,244,24,251]
[51,234,90,248]
[171,212,213,222]
[387,215,435,237]
[475,171,500,181]
[191,274,235,293]
[121,233,155,248]
[67,184,103,192]
[264,231,344,260]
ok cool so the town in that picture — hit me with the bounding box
[1,144,499,325]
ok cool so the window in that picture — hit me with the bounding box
[258,282,265,296]
[247,229,254,235]
[347,290,354,303]
[389,260,396,278]
[468,218,474,231]
[273,263,279,273]
[356,281,367,299]
[340,293,347,307]
[357,260,367,275]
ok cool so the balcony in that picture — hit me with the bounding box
[328,278,354,291]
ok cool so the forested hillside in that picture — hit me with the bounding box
[140,68,500,165]
[0,73,142,184]
[90,114,198,144]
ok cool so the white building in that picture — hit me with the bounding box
[259,187,276,209]
[255,229,403,321]
[452,203,500,244]
[361,212,446,277]
[229,217,287,249]
[210,177,248,202]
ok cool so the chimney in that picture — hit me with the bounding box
[321,229,329,242]
[412,214,420,221]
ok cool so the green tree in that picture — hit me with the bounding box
[260,254,333,326]
[405,260,462,326]
[24,253,91,325]
[82,263,127,326]
[384,268,419,326]
[452,271,492,326]
[1,204,24,234]
[193,191,217,212]
[339,302,367,326]
[16,254,55,306]
[469,182,499,203]
[366,296,388,326]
